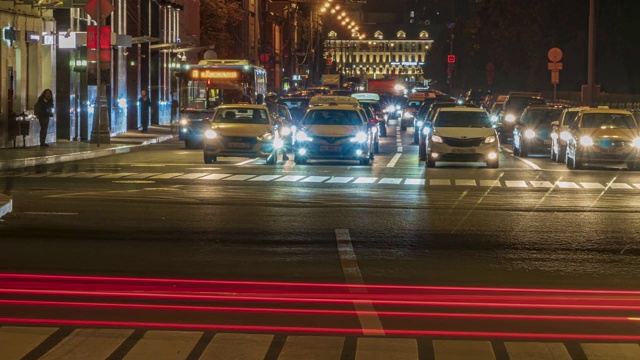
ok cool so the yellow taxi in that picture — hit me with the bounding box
[565,108,640,169]
[203,104,285,164]
[293,95,375,165]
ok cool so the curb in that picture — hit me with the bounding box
[0,195,12,219]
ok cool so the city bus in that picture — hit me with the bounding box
[177,59,268,110]
[176,59,268,146]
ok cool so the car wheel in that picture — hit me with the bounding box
[573,155,584,169]
[359,157,370,166]
[185,139,194,149]
[486,159,499,168]
[520,144,529,157]
[204,154,216,164]
[550,145,557,161]
[374,140,380,154]
[557,145,566,163]
[628,161,640,170]
[379,124,387,137]
[294,154,306,164]
[413,128,419,144]
[400,123,407,131]
[419,143,426,161]
[266,153,276,165]
[426,155,436,168]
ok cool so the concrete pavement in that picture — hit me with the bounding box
[0,125,176,219]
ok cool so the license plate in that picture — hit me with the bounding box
[321,145,341,152]
[228,142,250,148]
[543,140,552,145]
[601,147,622,154]
[452,148,475,154]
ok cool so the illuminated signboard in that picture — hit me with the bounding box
[190,69,240,79]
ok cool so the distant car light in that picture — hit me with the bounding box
[505,114,516,122]
[280,126,292,136]
[180,119,189,125]
[560,131,572,141]
[490,115,498,122]
[296,132,312,142]
[350,132,368,143]
[422,127,431,136]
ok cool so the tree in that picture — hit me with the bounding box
[200,0,244,59]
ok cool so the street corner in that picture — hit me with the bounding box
[0,194,13,219]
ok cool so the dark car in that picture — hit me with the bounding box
[278,96,311,124]
[418,102,479,160]
[512,105,566,157]
[178,109,217,148]
[499,93,546,143]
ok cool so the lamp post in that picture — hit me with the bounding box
[586,0,596,106]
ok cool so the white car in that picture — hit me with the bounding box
[550,106,590,162]
[426,107,500,168]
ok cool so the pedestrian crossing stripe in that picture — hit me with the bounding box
[8,172,640,190]
[1,326,639,360]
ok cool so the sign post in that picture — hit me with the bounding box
[547,48,563,102]
[85,0,115,146]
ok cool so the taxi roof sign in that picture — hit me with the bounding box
[351,93,380,102]
[309,95,360,106]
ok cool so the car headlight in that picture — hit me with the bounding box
[280,126,292,137]
[416,120,424,127]
[560,131,572,141]
[395,105,401,110]
[204,130,217,139]
[180,119,189,126]
[422,127,431,136]
[350,132,368,143]
[295,131,312,142]
[386,106,395,112]
[524,129,536,139]
[273,136,284,149]
[431,135,444,143]
[632,137,640,147]
[490,115,498,122]
[403,112,414,119]
[484,135,497,144]
[550,132,559,139]
[580,136,594,146]
[505,114,516,122]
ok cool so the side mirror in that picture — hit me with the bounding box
[550,120,559,127]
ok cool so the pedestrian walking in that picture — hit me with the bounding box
[34,89,54,147]
[138,89,152,133]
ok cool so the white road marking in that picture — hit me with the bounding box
[455,179,477,186]
[199,173,233,180]
[556,181,580,188]
[276,175,306,182]
[130,164,165,167]
[354,177,378,184]
[150,173,184,179]
[301,176,330,183]
[41,328,133,360]
[123,330,202,360]
[356,338,419,360]
[581,343,640,360]
[335,229,385,336]
[25,212,78,216]
[71,172,112,178]
[581,182,605,189]
[429,179,451,186]
[609,183,633,189]
[379,178,403,184]
[505,181,528,188]
[112,180,156,184]
[249,175,282,181]
[174,173,210,180]
[505,342,571,360]
[279,336,344,360]
[479,179,502,187]
[222,174,256,181]
[200,333,273,360]
[48,172,82,178]
[236,159,258,166]
[405,179,426,185]
[513,156,542,170]
[530,181,554,188]
[0,326,58,360]
[125,173,162,179]
[99,173,137,179]
[387,153,402,167]
[433,340,496,360]
[326,177,354,183]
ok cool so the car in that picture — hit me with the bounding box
[550,107,591,162]
[512,105,566,157]
[401,93,432,130]
[463,89,487,106]
[499,92,546,143]
[352,92,387,137]
[565,108,640,170]
[202,104,283,164]
[359,103,380,154]
[278,95,311,124]
[178,109,217,148]
[418,102,479,160]
[425,107,500,168]
[293,95,375,165]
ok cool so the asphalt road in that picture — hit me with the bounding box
[1,125,640,347]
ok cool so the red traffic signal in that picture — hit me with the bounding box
[447,55,456,63]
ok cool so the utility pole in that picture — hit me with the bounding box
[587,0,596,106]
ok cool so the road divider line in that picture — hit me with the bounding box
[387,154,401,168]
[335,229,385,336]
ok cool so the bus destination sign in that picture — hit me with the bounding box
[190,69,240,79]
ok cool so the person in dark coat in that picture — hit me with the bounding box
[34,89,54,147]
[138,90,152,133]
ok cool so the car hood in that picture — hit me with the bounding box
[210,124,272,137]
[302,125,364,137]
[581,128,639,141]
[433,127,496,139]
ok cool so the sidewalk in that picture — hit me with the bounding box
[0,125,176,218]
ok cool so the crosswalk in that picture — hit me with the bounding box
[5,171,640,190]
[2,326,639,360]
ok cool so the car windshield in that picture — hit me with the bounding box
[434,111,492,128]
[505,97,546,114]
[561,110,582,125]
[180,111,215,121]
[520,109,564,126]
[301,110,364,126]
[581,113,637,129]
[213,108,270,124]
